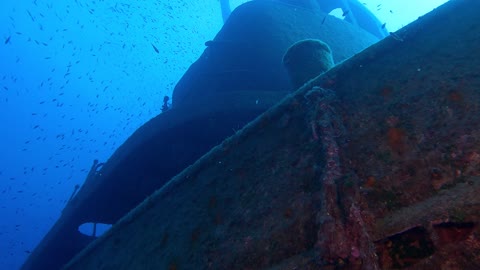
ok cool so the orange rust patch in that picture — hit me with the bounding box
[364,176,376,188]
[387,127,406,154]
[433,222,475,245]
[380,86,393,99]
[284,207,293,219]
[168,262,178,270]
[448,90,464,103]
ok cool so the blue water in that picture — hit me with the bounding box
[0,0,447,269]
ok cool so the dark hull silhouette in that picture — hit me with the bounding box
[22,0,480,269]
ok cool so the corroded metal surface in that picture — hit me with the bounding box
[64,0,480,269]
[21,2,379,270]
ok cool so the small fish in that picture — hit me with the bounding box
[381,23,386,29]
[389,32,404,42]
[5,36,11,44]
[27,10,35,21]
[321,16,327,25]
[151,44,159,53]
[342,10,350,17]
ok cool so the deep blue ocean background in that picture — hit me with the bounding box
[0,0,447,269]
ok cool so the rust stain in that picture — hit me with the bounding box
[387,127,407,154]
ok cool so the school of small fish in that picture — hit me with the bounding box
[0,1,221,269]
